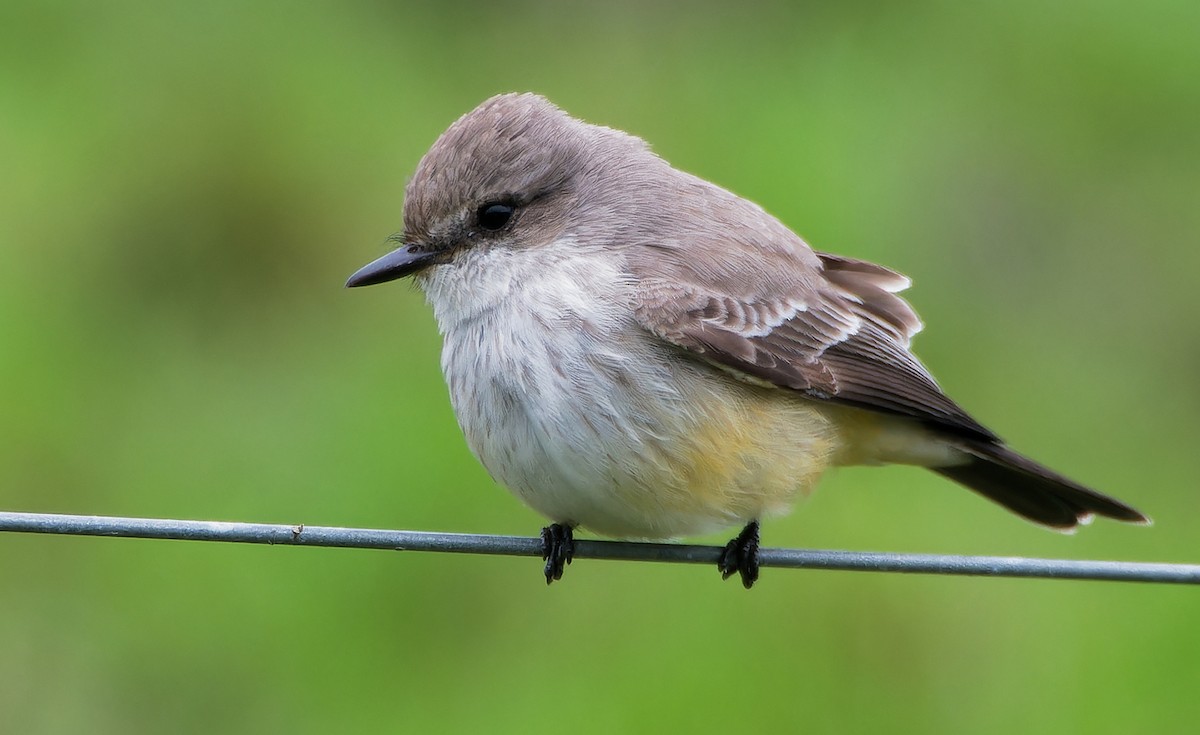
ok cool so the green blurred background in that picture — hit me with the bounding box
[2,1,1198,732]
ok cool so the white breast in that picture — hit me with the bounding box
[418,238,836,538]
[422,240,660,528]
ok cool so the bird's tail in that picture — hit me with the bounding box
[933,441,1149,530]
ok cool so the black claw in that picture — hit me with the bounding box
[717,521,761,589]
[540,523,575,584]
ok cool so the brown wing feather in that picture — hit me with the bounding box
[633,251,996,441]
[816,252,923,345]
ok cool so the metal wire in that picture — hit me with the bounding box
[0,510,1196,584]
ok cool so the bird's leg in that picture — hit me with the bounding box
[540,523,575,584]
[718,520,761,589]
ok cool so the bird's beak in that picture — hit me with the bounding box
[345,244,437,288]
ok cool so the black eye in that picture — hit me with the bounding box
[477,202,515,231]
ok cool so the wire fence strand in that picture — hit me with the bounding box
[1,511,1196,584]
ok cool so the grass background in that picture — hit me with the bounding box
[1,1,1198,732]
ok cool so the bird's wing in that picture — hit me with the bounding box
[631,244,997,442]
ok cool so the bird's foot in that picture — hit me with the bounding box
[541,523,575,584]
[718,521,760,589]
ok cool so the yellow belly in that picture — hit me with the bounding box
[591,381,841,538]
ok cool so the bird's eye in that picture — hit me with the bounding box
[477,202,515,231]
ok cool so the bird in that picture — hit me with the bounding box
[346,93,1148,588]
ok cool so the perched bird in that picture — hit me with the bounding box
[347,93,1147,587]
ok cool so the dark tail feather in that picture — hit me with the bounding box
[933,442,1149,529]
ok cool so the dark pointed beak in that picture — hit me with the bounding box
[345,244,437,288]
